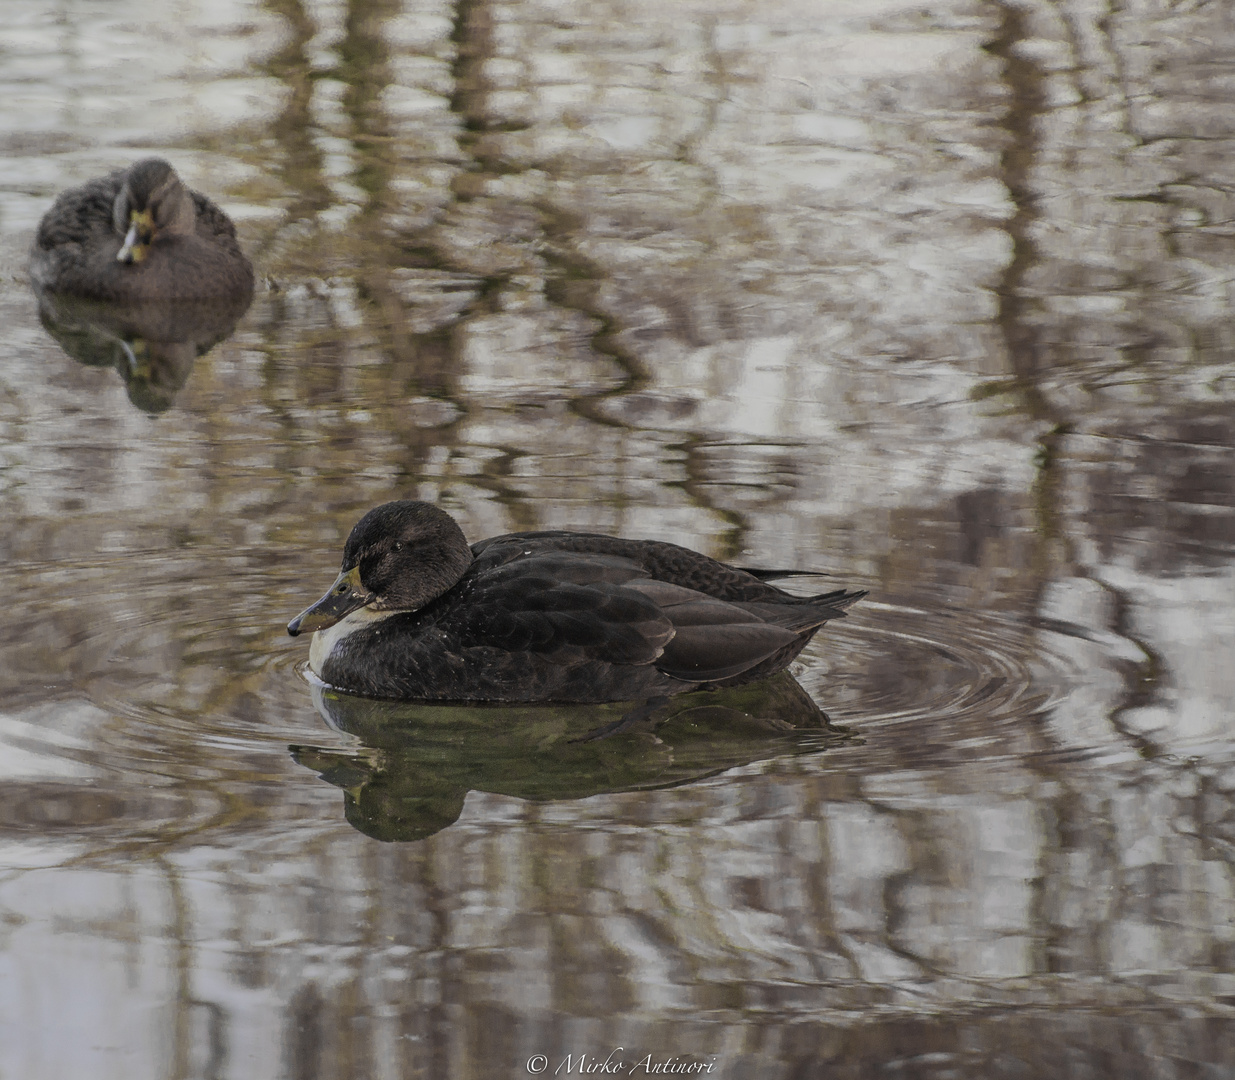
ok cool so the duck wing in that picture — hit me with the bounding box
[33,171,121,253]
[189,191,243,244]
[441,549,855,684]
[440,552,676,666]
[622,578,821,681]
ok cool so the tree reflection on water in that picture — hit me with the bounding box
[0,0,1233,1076]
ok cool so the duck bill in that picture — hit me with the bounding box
[117,211,153,264]
[287,566,375,636]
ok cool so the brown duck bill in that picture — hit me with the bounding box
[287,565,376,636]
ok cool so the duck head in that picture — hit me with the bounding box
[113,159,196,265]
[287,501,474,636]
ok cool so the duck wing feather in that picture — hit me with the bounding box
[621,578,815,681]
[189,190,244,245]
[33,172,120,254]
[438,551,857,684]
[438,552,675,666]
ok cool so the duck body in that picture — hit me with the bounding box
[288,501,865,704]
[29,159,254,303]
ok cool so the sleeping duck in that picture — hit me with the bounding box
[288,500,865,706]
[29,158,254,303]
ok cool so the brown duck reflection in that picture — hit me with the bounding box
[292,673,855,843]
[35,288,251,412]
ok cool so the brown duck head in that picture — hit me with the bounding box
[112,158,196,265]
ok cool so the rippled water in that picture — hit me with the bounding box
[2,0,1234,1077]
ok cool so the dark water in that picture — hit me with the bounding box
[1,0,1233,1077]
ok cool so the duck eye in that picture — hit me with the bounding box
[393,541,403,552]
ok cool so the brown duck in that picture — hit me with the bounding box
[30,158,254,303]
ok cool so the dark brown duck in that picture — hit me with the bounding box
[29,158,254,303]
[287,501,866,704]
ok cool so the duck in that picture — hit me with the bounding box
[29,158,254,303]
[287,500,865,709]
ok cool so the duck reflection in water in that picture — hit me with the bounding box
[293,675,857,842]
[34,290,252,413]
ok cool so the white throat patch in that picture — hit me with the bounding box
[308,606,397,676]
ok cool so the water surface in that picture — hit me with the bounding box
[1,0,1233,1076]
